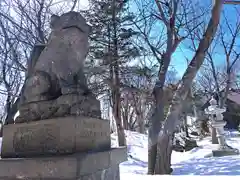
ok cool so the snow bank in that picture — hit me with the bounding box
[111,130,240,176]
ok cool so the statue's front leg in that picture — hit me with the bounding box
[15,71,53,123]
[23,71,52,103]
[59,71,90,95]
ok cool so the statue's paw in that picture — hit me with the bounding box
[23,71,53,102]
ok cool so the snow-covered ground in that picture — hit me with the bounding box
[0,130,240,179]
[111,130,240,177]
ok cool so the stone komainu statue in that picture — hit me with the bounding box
[24,12,91,102]
[15,12,101,123]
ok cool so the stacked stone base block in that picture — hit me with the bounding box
[1,116,111,158]
[0,147,127,180]
[0,116,127,179]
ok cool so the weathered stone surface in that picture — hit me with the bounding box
[0,147,127,180]
[16,11,97,123]
[24,11,91,101]
[1,116,110,158]
[15,94,101,123]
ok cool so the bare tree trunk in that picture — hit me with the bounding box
[143,0,182,174]
[148,12,180,170]
[121,106,129,130]
[137,113,145,134]
[155,0,223,174]
[111,0,125,146]
[112,79,125,146]
[148,77,167,174]
[114,111,126,146]
[183,114,189,137]
[0,121,3,137]
[155,133,173,174]
[122,117,129,130]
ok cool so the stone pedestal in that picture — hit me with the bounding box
[0,147,127,180]
[0,116,127,180]
[211,116,227,148]
[1,116,111,158]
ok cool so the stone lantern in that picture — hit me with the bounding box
[204,96,239,157]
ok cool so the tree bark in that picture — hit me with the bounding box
[147,20,176,173]
[122,117,129,130]
[137,114,145,134]
[0,121,3,137]
[155,133,173,174]
[148,0,182,174]
[122,106,129,130]
[111,0,126,146]
[154,0,223,174]
[183,114,189,137]
[148,75,167,174]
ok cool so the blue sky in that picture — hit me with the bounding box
[80,0,240,79]
[171,2,240,77]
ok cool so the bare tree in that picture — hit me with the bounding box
[154,0,223,174]
[132,0,207,174]
[218,10,240,106]
[196,7,240,144]
[120,65,155,133]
